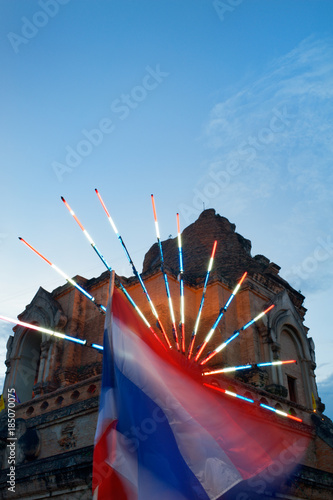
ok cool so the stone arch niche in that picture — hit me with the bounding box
[13,328,42,403]
[269,290,318,409]
[3,287,67,403]
[279,325,308,407]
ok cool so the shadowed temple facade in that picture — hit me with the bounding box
[0,209,333,499]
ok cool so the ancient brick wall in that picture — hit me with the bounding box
[1,209,332,499]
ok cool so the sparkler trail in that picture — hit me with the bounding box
[176,213,185,353]
[203,359,296,375]
[95,189,171,348]
[0,314,103,351]
[203,383,255,403]
[204,383,303,422]
[61,196,162,344]
[200,304,275,365]
[19,237,106,314]
[151,194,179,350]
[260,403,303,422]
[7,194,306,431]
[188,240,217,359]
[61,196,110,270]
[194,272,247,362]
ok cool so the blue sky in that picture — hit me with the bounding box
[0,0,332,418]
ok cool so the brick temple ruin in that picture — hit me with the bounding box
[0,209,332,499]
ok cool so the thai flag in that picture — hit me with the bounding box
[13,389,20,404]
[93,287,308,500]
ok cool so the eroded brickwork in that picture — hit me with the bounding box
[1,210,332,499]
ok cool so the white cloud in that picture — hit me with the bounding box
[192,36,333,276]
[177,36,333,387]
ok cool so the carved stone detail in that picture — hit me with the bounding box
[58,423,77,450]
[265,383,288,398]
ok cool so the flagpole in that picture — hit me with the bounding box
[109,269,115,309]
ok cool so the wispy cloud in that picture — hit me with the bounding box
[180,36,333,295]
[204,36,333,185]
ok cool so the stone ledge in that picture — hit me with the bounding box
[24,396,99,428]
[296,463,333,488]
[311,413,333,449]
[0,445,94,499]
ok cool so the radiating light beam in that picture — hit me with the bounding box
[61,197,85,232]
[176,213,185,353]
[204,383,302,422]
[151,195,179,350]
[19,237,106,313]
[91,343,104,351]
[203,359,296,375]
[257,360,296,368]
[0,315,87,346]
[194,272,247,362]
[242,305,274,330]
[260,403,303,422]
[188,240,217,359]
[95,189,171,348]
[203,383,255,403]
[200,304,275,365]
[203,364,252,375]
[61,196,110,269]
[61,196,159,342]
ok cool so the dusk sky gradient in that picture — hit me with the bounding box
[0,0,332,419]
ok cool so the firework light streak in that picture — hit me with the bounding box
[203,383,255,403]
[260,403,303,422]
[95,189,171,348]
[61,196,110,270]
[200,304,275,365]
[151,194,179,350]
[0,315,105,351]
[194,272,247,362]
[203,359,296,375]
[203,383,303,422]
[176,213,186,353]
[19,237,106,313]
[61,196,160,343]
[9,194,305,427]
[188,240,217,359]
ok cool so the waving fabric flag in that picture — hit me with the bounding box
[93,286,309,500]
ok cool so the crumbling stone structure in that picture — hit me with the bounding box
[0,210,332,499]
